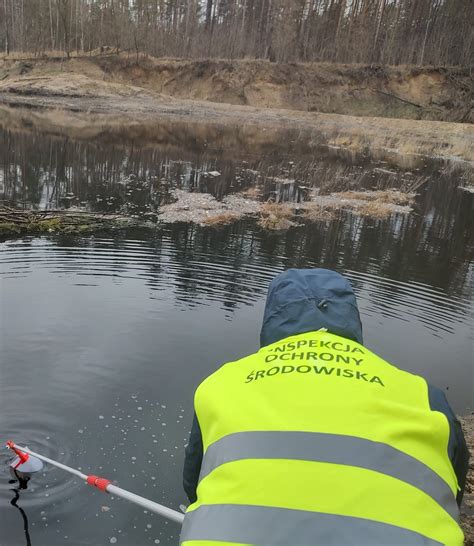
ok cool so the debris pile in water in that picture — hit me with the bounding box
[157,190,260,225]
[258,203,297,231]
[0,206,143,235]
[157,188,415,229]
[314,190,416,219]
[0,187,416,236]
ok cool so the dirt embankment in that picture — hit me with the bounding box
[98,57,473,123]
[1,54,471,122]
[0,54,472,164]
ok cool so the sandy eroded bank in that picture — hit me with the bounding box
[0,56,472,164]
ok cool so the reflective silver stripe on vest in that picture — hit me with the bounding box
[180,504,443,545]
[199,431,458,521]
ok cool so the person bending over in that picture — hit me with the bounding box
[181,268,469,545]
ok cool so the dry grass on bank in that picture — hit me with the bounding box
[258,203,296,231]
[356,201,393,219]
[338,190,415,206]
[331,190,415,219]
[201,212,240,226]
[302,203,338,222]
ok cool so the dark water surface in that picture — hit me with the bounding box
[0,127,473,546]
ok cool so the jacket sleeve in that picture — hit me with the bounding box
[428,384,470,506]
[183,412,203,504]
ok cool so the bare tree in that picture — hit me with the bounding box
[3,0,9,55]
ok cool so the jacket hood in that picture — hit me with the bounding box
[260,268,363,347]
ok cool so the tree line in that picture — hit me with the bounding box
[1,1,472,67]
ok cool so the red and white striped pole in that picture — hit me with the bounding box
[6,441,185,525]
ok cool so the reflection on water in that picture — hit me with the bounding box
[2,127,471,214]
[0,127,473,546]
[1,221,472,545]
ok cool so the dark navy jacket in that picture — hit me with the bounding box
[183,269,469,505]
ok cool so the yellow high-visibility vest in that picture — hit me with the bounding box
[180,331,463,546]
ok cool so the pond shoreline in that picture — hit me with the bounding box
[0,95,472,166]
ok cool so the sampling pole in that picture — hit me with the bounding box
[6,442,185,525]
